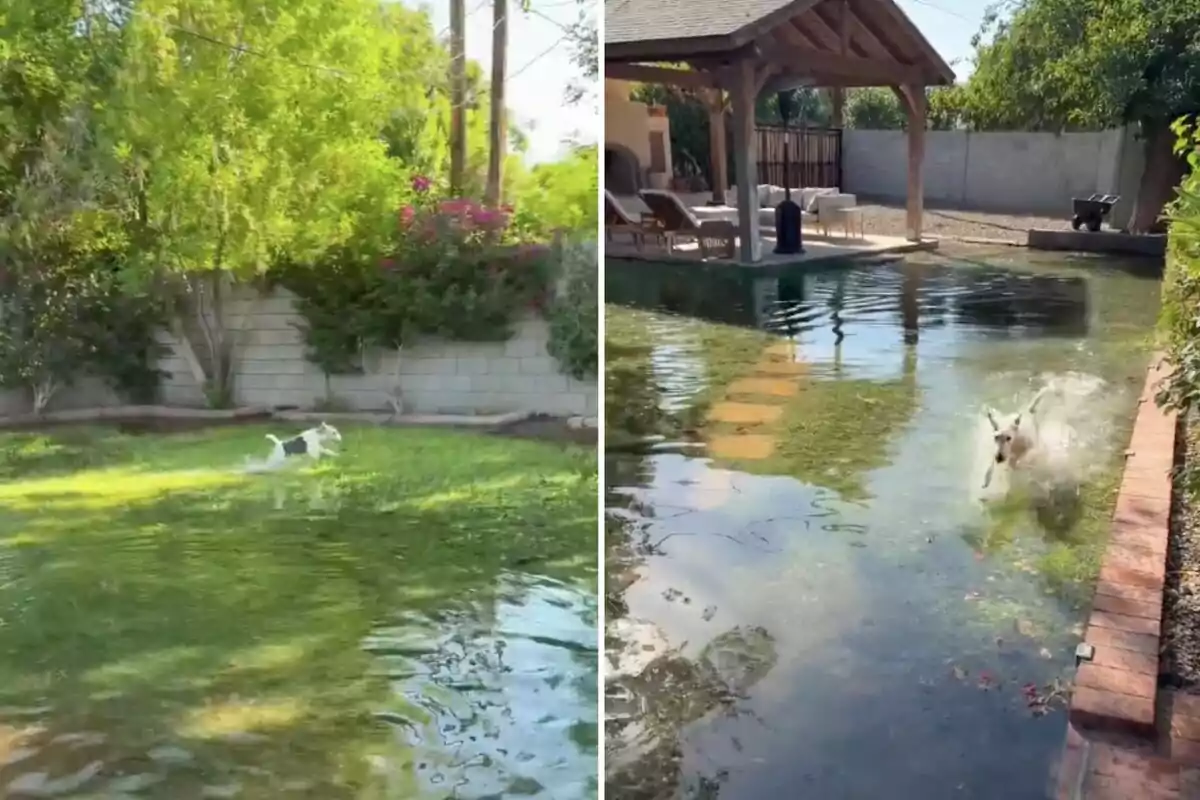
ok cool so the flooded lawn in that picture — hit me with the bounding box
[604,248,1161,799]
[0,424,597,799]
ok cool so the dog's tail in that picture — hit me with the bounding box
[265,434,282,445]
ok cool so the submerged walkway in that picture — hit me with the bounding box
[704,340,807,461]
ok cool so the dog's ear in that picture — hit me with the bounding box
[985,407,1000,431]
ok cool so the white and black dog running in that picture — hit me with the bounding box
[241,422,343,510]
[242,422,343,474]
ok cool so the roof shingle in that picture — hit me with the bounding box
[605,0,796,45]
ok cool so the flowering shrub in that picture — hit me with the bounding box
[277,178,561,376]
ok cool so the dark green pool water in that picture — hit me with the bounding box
[604,248,1161,799]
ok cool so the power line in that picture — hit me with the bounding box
[900,0,974,23]
[508,33,571,81]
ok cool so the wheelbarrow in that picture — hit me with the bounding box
[1071,193,1120,232]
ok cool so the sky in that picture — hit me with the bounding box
[893,0,994,78]
[415,0,597,165]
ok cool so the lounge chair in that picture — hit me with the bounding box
[604,189,649,250]
[638,189,737,260]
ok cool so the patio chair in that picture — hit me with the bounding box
[638,189,737,260]
[604,189,649,251]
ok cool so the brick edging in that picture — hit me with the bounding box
[1068,356,1175,738]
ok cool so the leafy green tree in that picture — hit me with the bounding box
[508,145,598,237]
[102,0,440,404]
[844,87,905,130]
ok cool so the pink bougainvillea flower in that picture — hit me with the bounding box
[439,199,471,216]
[380,257,397,272]
[471,208,498,227]
[398,205,416,227]
[411,175,431,194]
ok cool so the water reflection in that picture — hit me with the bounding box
[604,251,1161,799]
[366,572,598,800]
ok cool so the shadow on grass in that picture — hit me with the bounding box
[0,424,598,799]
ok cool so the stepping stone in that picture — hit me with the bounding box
[706,402,783,426]
[707,435,775,460]
[726,378,799,398]
[753,359,808,376]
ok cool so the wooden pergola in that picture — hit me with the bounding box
[606,0,955,263]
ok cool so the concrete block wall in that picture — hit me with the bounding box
[843,127,1133,216]
[155,287,597,417]
[0,283,598,419]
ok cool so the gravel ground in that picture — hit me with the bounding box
[856,202,1072,244]
[1163,412,1200,690]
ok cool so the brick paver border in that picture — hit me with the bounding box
[1069,356,1176,739]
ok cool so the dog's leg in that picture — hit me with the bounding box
[982,460,996,490]
[273,483,286,511]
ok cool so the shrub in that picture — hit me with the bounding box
[1159,117,1200,414]
[544,240,598,380]
[277,180,559,389]
[0,224,169,412]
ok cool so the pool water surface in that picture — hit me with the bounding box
[604,249,1161,799]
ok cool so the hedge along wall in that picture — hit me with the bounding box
[0,244,598,419]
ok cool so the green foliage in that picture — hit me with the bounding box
[756,88,832,127]
[630,84,711,182]
[844,87,906,130]
[277,192,558,378]
[561,0,598,105]
[0,215,168,412]
[544,241,598,380]
[508,145,598,239]
[927,85,968,131]
[963,0,1200,131]
[1158,118,1200,412]
[0,0,596,412]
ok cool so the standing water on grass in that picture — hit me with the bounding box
[0,425,597,799]
[604,249,1161,799]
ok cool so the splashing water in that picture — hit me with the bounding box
[974,371,1121,504]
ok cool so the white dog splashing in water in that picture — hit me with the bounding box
[241,422,343,508]
[981,387,1052,490]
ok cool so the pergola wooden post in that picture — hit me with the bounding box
[894,84,927,242]
[706,88,729,205]
[729,58,762,263]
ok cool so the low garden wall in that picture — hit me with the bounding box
[0,291,596,419]
[0,229,599,421]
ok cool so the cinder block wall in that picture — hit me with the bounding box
[843,128,1130,215]
[156,288,596,416]
[0,278,598,419]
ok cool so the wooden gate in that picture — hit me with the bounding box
[754,126,843,189]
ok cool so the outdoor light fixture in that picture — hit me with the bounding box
[773,90,803,255]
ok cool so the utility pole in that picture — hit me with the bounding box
[485,0,508,206]
[449,0,467,197]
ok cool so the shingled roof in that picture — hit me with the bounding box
[605,0,955,87]
[606,0,798,46]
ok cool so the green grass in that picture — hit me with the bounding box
[0,423,597,797]
[605,304,777,444]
